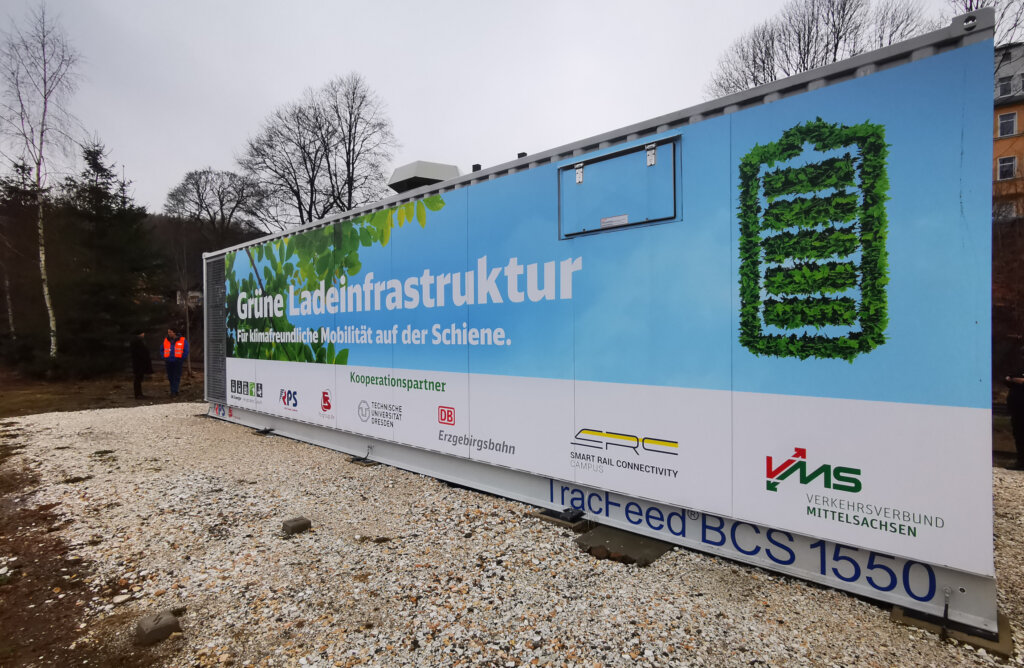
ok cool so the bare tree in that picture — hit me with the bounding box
[239,73,397,229]
[868,1,934,49]
[819,0,870,62]
[775,0,828,77]
[321,73,396,211]
[706,23,780,97]
[0,6,79,360]
[705,0,932,98]
[239,92,331,230]
[164,168,262,245]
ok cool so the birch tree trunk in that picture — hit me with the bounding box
[35,189,56,358]
[0,6,80,362]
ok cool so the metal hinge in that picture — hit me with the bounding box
[575,163,584,184]
[646,143,657,166]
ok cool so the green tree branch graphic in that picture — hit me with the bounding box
[225,194,445,363]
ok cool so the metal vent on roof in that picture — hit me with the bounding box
[388,161,461,193]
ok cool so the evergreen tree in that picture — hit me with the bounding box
[48,142,161,376]
[0,162,38,348]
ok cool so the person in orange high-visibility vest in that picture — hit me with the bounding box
[162,326,189,397]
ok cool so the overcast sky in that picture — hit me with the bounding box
[9,1,937,212]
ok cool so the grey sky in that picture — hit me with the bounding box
[17,1,811,211]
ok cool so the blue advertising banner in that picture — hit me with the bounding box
[222,40,992,581]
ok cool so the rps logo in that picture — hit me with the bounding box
[321,390,332,412]
[571,428,678,456]
[765,447,861,493]
[212,404,233,418]
[279,389,298,409]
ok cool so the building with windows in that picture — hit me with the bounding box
[994,43,1024,375]
[995,43,1024,221]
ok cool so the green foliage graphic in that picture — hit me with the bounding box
[738,118,890,362]
[761,155,856,200]
[224,194,445,363]
[763,261,859,295]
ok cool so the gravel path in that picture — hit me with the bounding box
[4,403,1023,667]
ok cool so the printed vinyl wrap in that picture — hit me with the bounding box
[222,41,992,577]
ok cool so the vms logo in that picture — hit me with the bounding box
[214,404,226,417]
[572,428,678,456]
[765,447,861,493]
[438,406,455,426]
[230,380,263,398]
[279,389,298,410]
[321,390,332,412]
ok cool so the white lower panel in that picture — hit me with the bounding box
[466,374,575,478]
[573,381,732,514]
[220,363,992,588]
[206,402,999,635]
[732,391,992,577]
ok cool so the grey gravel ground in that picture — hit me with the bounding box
[5,402,1024,667]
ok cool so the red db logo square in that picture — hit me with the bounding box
[438,406,455,425]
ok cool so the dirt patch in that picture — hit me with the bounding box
[0,433,181,667]
[0,438,93,666]
[0,365,205,420]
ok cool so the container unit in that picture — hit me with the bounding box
[204,11,998,633]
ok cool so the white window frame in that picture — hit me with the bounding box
[998,156,1017,180]
[998,76,1012,97]
[1000,112,1018,137]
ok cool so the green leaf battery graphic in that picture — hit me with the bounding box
[738,119,890,362]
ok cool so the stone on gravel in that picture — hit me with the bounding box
[282,516,311,535]
[135,610,182,645]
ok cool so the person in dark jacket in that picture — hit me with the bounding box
[130,330,153,399]
[162,326,189,398]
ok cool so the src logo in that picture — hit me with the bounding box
[765,447,861,493]
[321,390,332,412]
[279,389,298,408]
[572,428,678,456]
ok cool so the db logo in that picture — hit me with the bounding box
[438,406,455,425]
[280,389,298,408]
[321,390,332,412]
